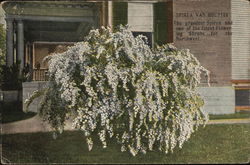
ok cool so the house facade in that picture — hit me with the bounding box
[1,0,250,114]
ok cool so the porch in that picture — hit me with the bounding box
[26,41,75,82]
[2,1,100,82]
[32,68,48,81]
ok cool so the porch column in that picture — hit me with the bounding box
[5,18,14,66]
[108,1,113,29]
[17,20,24,72]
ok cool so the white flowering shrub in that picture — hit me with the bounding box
[25,26,209,156]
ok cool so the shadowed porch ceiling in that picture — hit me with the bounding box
[24,20,92,42]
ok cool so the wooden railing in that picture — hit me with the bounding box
[32,69,48,81]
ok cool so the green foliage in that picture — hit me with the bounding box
[0,24,6,82]
[1,62,30,90]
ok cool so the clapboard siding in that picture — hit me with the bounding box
[231,0,250,80]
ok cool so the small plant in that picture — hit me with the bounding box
[1,62,30,90]
[0,24,6,84]
[25,26,209,156]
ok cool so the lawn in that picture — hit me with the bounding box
[209,112,250,120]
[0,101,36,123]
[2,124,250,164]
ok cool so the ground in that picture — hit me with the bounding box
[1,101,250,164]
[1,124,250,164]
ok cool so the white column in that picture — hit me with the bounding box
[5,18,14,66]
[17,20,24,72]
[108,1,113,29]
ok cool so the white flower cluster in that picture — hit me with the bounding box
[26,26,209,156]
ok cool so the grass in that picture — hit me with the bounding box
[0,101,37,123]
[209,112,250,120]
[2,124,250,164]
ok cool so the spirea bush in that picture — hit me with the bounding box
[25,26,209,156]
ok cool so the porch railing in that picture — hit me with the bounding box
[32,69,48,81]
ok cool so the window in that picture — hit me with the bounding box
[235,87,250,111]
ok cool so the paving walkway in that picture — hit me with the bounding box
[1,115,250,135]
[1,115,74,134]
